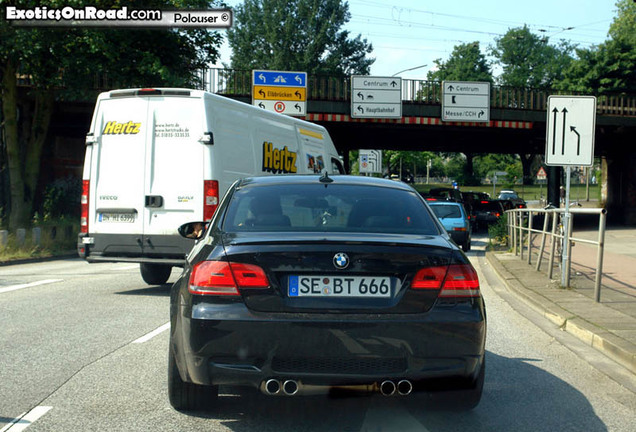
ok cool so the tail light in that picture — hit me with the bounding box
[203,180,219,221]
[80,180,89,233]
[411,264,479,297]
[189,261,270,296]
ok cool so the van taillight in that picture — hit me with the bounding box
[203,180,219,221]
[80,180,89,233]
[411,264,480,297]
[188,261,270,296]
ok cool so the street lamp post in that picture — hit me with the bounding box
[391,64,428,77]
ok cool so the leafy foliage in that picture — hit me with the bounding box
[556,0,635,94]
[490,25,575,89]
[427,42,493,83]
[227,0,374,76]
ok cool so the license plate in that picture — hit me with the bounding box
[288,276,391,298]
[99,213,135,223]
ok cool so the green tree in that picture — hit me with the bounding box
[0,0,223,229]
[427,42,493,83]
[490,25,575,89]
[227,0,374,76]
[557,0,635,94]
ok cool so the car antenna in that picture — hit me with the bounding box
[319,170,334,184]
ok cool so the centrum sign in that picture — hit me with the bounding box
[442,81,490,122]
[351,76,402,119]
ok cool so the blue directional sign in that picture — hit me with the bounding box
[252,70,307,116]
[253,70,306,87]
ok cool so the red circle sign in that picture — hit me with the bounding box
[274,102,285,113]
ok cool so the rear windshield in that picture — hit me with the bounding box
[430,204,462,219]
[499,192,519,199]
[223,184,439,235]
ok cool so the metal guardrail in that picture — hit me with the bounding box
[507,207,607,302]
[199,68,636,117]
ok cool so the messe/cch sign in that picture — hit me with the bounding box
[442,81,490,122]
[351,76,402,119]
[252,70,307,116]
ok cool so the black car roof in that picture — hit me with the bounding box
[237,175,416,192]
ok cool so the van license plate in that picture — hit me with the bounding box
[288,276,391,298]
[99,213,135,223]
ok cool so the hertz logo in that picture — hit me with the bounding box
[102,121,141,135]
[262,141,297,174]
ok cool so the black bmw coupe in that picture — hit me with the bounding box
[168,174,486,411]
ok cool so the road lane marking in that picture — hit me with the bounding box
[0,406,52,432]
[132,322,171,344]
[0,279,63,294]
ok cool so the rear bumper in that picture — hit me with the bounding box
[78,233,192,265]
[172,299,486,390]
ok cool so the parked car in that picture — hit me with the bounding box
[428,201,472,252]
[497,190,526,209]
[473,199,505,230]
[169,175,486,411]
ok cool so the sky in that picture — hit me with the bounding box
[214,0,619,79]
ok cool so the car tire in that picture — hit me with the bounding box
[140,263,172,285]
[410,357,485,411]
[462,240,471,252]
[168,346,218,411]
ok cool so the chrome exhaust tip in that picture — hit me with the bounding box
[397,380,413,396]
[264,379,281,395]
[380,380,396,396]
[283,380,299,396]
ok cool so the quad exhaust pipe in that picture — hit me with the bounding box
[261,378,412,397]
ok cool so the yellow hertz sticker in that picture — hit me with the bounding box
[102,121,141,135]
[262,141,297,174]
[299,128,323,140]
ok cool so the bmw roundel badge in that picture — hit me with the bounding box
[333,253,350,269]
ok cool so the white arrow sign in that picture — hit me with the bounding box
[545,96,596,167]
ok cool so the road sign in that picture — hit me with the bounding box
[536,166,547,179]
[545,96,596,166]
[351,76,402,119]
[359,149,383,173]
[442,81,490,122]
[252,70,307,116]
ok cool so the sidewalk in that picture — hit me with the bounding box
[486,225,636,376]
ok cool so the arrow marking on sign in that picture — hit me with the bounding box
[551,107,558,155]
[258,73,266,83]
[448,85,454,92]
[561,107,568,155]
[259,89,266,98]
[452,96,456,104]
[570,126,581,156]
[357,106,364,114]
[357,92,364,100]
[295,103,301,112]
[295,75,302,84]
[258,102,265,109]
[295,91,302,99]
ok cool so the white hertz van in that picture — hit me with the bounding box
[78,88,345,285]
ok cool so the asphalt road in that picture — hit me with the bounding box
[1,234,635,432]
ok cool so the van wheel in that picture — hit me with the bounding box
[140,263,172,285]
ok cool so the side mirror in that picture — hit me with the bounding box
[178,221,208,240]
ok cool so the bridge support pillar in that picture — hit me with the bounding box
[603,154,636,224]
[547,166,561,208]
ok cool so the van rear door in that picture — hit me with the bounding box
[143,96,204,256]
[90,96,148,255]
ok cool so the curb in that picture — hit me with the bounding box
[485,251,636,376]
[0,252,78,267]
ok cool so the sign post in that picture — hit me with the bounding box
[545,95,597,287]
[252,70,307,116]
